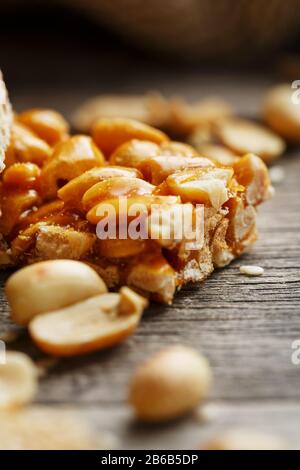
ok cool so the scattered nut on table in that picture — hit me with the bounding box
[0,351,38,410]
[72,92,170,132]
[263,83,300,143]
[201,429,288,450]
[213,117,285,164]
[5,259,107,325]
[129,345,212,422]
[29,287,148,356]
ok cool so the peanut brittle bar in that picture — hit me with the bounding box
[0,112,272,303]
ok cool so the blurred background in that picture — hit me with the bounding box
[1,0,300,116]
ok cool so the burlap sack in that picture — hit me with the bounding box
[66,0,300,59]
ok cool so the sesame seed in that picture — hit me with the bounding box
[239,265,264,276]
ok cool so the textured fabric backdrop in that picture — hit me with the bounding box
[2,0,300,59]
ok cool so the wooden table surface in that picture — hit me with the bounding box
[1,15,300,447]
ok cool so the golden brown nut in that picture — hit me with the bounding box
[263,83,300,143]
[8,122,52,167]
[0,189,40,236]
[233,153,271,206]
[40,135,105,199]
[109,139,160,167]
[96,238,147,259]
[127,253,177,304]
[58,166,143,209]
[72,92,169,131]
[214,117,285,163]
[166,167,233,209]
[92,118,168,156]
[129,345,212,422]
[5,260,107,325]
[192,143,239,166]
[170,97,232,136]
[0,351,38,410]
[159,141,199,157]
[138,155,214,185]
[2,162,40,190]
[29,288,147,356]
[82,176,155,211]
[17,109,69,145]
[86,195,180,225]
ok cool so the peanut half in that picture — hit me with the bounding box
[263,83,300,143]
[129,345,212,422]
[214,117,285,164]
[92,118,168,156]
[29,287,148,356]
[5,260,107,325]
[17,109,69,145]
[72,92,169,132]
[0,351,38,410]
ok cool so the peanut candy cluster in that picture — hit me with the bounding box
[0,110,271,303]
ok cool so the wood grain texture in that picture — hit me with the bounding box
[0,70,300,447]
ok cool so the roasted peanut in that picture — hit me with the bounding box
[5,260,107,325]
[40,135,105,200]
[82,176,155,211]
[9,121,52,166]
[86,195,180,225]
[129,345,212,422]
[138,155,214,185]
[15,199,64,230]
[159,141,199,157]
[92,118,168,156]
[0,351,38,409]
[233,153,271,206]
[192,143,239,166]
[17,109,69,145]
[202,429,288,450]
[29,288,148,356]
[214,117,285,163]
[2,162,40,190]
[0,189,40,236]
[263,83,300,143]
[96,238,147,258]
[58,166,143,209]
[72,92,169,132]
[127,253,177,304]
[170,97,232,136]
[166,167,233,209]
[109,139,160,167]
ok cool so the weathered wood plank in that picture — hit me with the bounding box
[0,154,299,405]
[0,62,300,447]
[45,401,300,449]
